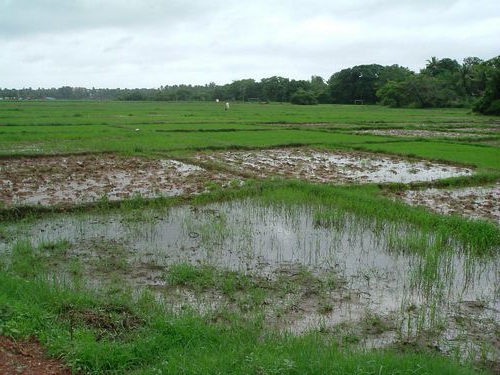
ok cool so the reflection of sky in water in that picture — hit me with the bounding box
[2,199,499,317]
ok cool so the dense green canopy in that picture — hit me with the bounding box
[1,56,498,114]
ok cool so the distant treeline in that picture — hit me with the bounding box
[1,55,499,114]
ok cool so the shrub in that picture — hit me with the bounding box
[290,89,318,105]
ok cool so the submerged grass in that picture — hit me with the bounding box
[253,180,500,256]
[0,243,489,375]
[2,179,498,255]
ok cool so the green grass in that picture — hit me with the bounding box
[1,100,499,374]
[0,254,488,375]
[354,141,500,170]
[252,181,500,255]
[2,180,498,254]
[1,100,497,126]
[1,101,498,173]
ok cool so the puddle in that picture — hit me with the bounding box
[354,129,487,138]
[0,154,234,207]
[397,183,500,224]
[1,198,499,363]
[194,148,473,184]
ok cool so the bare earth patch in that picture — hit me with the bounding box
[0,336,71,375]
[397,183,500,224]
[194,148,473,184]
[354,129,487,138]
[0,154,233,207]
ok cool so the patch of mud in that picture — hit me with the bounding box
[354,129,486,138]
[0,336,71,375]
[397,183,500,224]
[194,148,473,184]
[58,304,143,341]
[0,154,234,207]
[438,301,500,366]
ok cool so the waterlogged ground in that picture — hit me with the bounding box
[2,199,499,364]
[194,148,473,184]
[353,129,491,138]
[0,154,233,207]
[397,183,500,224]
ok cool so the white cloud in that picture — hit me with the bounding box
[0,0,498,87]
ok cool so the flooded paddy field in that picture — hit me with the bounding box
[2,102,500,373]
[194,148,473,184]
[397,183,500,224]
[0,154,233,207]
[2,198,499,365]
[353,129,494,138]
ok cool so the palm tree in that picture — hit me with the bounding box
[425,56,440,76]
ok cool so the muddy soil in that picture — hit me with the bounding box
[0,336,72,375]
[354,129,487,138]
[0,154,234,207]
[444,127,500,133]
[194,148,472,184]
[397,183,500,224]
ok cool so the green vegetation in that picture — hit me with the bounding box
[2,55,499,112]
[0,100,499,373]
[0,101,498,166]
[0,243,489,375]
[472,57,500,115]
[290,88,318,105]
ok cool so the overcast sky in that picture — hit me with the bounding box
[1,0,499,88]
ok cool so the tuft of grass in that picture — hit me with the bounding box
[38,239,70,253]
[165,263,254,298]
[8,240,44,278]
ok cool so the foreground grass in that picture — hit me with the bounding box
[0,246,488,375]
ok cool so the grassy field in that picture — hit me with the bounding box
[1,101,498,170]
[1,100,499,374]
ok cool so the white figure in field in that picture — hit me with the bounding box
[215,98,219,103]
[225,102,230,111]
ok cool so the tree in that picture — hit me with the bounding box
[473,56,500,115]
[290,88,318,105]
[376,80,410,107]
[422,57,460,77]
[310,75,331,103]
[227,79,261,101]
[328,64,386,104]
[260,76,290,102]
